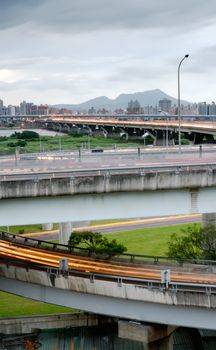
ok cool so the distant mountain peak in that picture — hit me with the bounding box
[52,89,189,111]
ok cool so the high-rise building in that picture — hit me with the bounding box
[20,101,27,115]
[198,102,216,115]
[8,105,16,116]
[198,102,207,115]
[158,98,172,113]
[26,103,34,115]
[38,104,49,115]
[0,99,4,115]
[127,100,142,114]
[208,102,216,115]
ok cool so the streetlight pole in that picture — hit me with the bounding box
[178,54,189,153]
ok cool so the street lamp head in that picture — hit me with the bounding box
[178,54,189,153]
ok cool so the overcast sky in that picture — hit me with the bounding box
[1,0,216,105]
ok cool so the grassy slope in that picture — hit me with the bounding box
[0,292,74,318]
[0,134,141,154]
[0,224,59,234]
[106,223,193,256]
[0,224,71,317]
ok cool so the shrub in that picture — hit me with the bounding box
[11,131,39,139]
[68,231,127,257]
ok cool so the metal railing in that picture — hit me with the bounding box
[1,244,216,296]
[0,253,216,296]
[0,160,215,182]
[1,230,216,266]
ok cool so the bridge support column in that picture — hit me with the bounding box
[202,213,216,227]
[42,223,53,231]
[118,321,175,350]
[59,222,72,245]
[148,334,173,350]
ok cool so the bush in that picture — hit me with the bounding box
[100,237,127,256]
[17,140,27,147]
[11,131,39,140]
[68,231,127,257]
[7,142,16,148]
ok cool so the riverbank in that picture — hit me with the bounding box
[0,130,141,155]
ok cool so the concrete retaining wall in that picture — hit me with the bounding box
[1,265,216,310]
[0,313,111,335]
[0,169,216,199]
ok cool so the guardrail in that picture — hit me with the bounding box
[0,160,215,181]
[1,230,216,268]
[0,252,215,296]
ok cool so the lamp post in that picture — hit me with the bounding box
[178,54,189,153]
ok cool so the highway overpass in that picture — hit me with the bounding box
[1,158,216,242]
[38,116,216,144]
[2,154,216,337]
[1,231,216,332]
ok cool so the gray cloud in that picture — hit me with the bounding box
[0,0,216,33]
[1,0,216,104]
[0,0,44,30]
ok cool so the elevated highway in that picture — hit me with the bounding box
[39,116,216,144]
[1,231,216,330]
[0,157,216,227]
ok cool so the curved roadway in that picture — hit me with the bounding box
[24,214,201,241]
[0,239,215,285]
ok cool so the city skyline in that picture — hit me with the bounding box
[1,0,216,105]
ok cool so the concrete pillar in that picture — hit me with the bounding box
[148,334,173,350]
[42,223,53,231]
[118,321,175,350]
[202,213,216,228]
[59,222,72,245]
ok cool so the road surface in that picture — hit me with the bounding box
[0,238,215,285]
[24,214,201,240]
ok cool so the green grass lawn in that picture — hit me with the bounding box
[0,224,59,234]
[105,223,197,256]
[0,134,142,155]
[0,292,74,318]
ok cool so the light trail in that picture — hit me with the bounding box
[1,240,216,285]
[46,117,216,133]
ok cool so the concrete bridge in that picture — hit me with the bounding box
[1,160,216,242]
[1,159,216,345]
[38,116,216,144]
[1,231,216,334]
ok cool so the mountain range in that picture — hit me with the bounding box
[52,89,189,112]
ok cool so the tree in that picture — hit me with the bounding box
[167,224,202,260]
[68,231,104,251]
[68,231,127,257]
[11,131,39,139]
[167,224,216,260]
[202,224,216,260]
